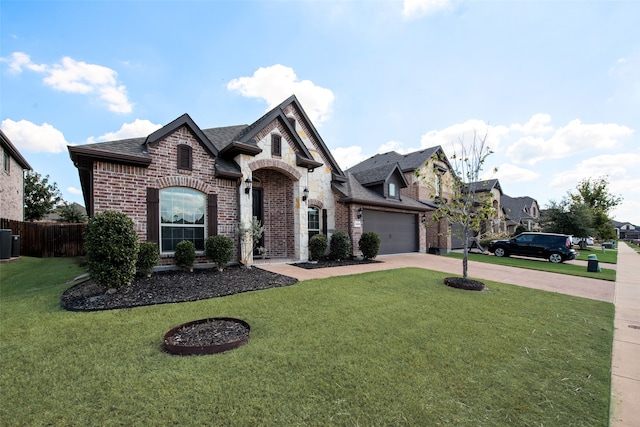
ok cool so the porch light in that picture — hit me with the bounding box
[302,188,309,202]
[357,207,363,219]
[244,178,252,194]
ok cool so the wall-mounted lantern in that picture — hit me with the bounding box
[357,207,363,219]
[302,188,309,202]
[244,178,252,195]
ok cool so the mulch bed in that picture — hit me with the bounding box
[164,318,249,347]
[292,258,381,269]
[61,266,298,312]
[444,277,485,291]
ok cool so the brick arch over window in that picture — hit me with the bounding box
[248,159,302,181]
[307,199,327,235]
[154,176,214,194]
[308,199,323,209]
[147,176,218,246]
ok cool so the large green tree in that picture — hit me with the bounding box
[24,171,62,222]
[543,177,621,241]
[570,177,621,240]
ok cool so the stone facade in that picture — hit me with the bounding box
[0,138,31,222]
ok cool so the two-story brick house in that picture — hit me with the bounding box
[69,95,346,265]
[1,130,32,221]
[341,147,458,254]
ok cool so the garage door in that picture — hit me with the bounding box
[363,210,418,254]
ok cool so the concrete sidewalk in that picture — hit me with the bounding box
[259,243,640,426]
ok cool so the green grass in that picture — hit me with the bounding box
[1,258,614,426]
[447,252,616,281]
[575,247,618,264]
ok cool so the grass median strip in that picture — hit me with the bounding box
[446,252,616,281]
[0,258,613,426]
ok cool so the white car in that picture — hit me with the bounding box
[571,236,594,246]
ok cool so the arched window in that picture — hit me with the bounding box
[308,206,320,240]
[160,187,206,252]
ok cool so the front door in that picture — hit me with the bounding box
[252,188,264,250]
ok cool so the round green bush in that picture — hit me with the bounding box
[174,240,196,271]
[205,235,234,271]
[309,234,328,261]
[137,242,159,277]
[359,232,381,260]
[329,231,352,261]
[85,210,139,289]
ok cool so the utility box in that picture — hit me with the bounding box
[587,254,600,273]
[11,235,20,258]
[0,229,11,260]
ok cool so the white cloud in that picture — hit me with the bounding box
[66,187,83,195]
[511,113,554,135]
[549,153,640,191]
[491,163,540,183]
[402,0,454,19]
[2,52,132,113]
[87,119,162,143]
[331,146,366,170]
[227,64,335,125]
[419,119,510,158]
[607,52,640,106]
[377,140,407,154]
[1,118,68,154]
[507,119,633,165]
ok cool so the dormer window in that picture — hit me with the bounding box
[389,183,397,198]
[177,144,192,170]
[271,134,282,157]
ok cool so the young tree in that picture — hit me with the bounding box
[24,171,62,221]
[419,130,496,280]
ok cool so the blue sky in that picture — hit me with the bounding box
[2,0,639,225]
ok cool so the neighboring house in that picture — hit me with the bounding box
[0,130,32,221]
[500,195,540,234]
[342,147,457,254]
[614,221,640,241]
[69,95,345,265]
[41,202,88,222]
[457,179,505,247]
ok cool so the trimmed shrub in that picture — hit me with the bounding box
[309,234,328,261]
[329,231,352,261]
[174,240,196,271]
[85,210,139,289]
[137,242,159,277]
[205,235,234,271]
[359,232,381,260]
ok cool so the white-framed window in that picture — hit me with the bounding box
[160,187,206,252]
[389,182,397,197]
[308,207,320,240]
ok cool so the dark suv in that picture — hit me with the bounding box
[488,232,577,263]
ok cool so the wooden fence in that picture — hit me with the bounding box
[0,218,86,258]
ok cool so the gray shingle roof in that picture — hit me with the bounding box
[501,194,538,223]
[333,173,428,211]
[347,146,441,175]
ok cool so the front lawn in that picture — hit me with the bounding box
[447,252,616,281]
[575,247,618,264]
[0,258,614,426]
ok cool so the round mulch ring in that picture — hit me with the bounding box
[163,317,250,356]
[444,277,485,291]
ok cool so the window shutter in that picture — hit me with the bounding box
[322,209,328,235]
[147,187,159,244]
[177,144,192,170]
[208,194,218,236]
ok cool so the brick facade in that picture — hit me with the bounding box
[92,126,240,265]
